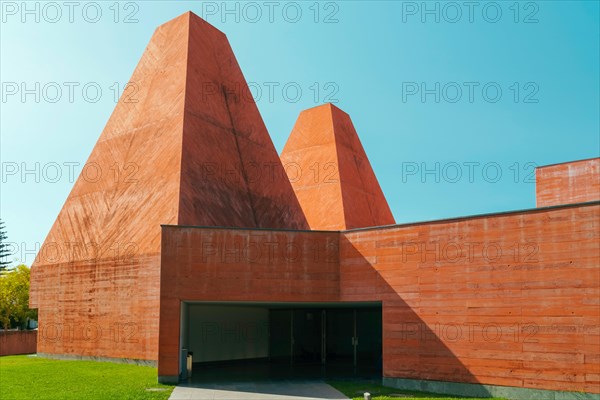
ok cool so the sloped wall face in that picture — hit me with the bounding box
[158,226,339,380]
[340,203,600,393]
[29,15,191,362]
[536,158,600,207]
[177,14,308,230]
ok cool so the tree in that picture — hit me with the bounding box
[0,264,37,329]
[0,219,11,271]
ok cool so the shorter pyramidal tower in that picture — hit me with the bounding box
[281,103,395,230]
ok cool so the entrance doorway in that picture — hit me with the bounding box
[270,307,382,369]
[180,301,382,382]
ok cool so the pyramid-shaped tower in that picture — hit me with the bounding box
[30,12,307,361]
[31,12,307,266]
[280,103,394,230]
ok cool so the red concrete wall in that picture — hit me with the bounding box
[158,226,339,378]
[158,203,599,392]
[536,158,600,207]
[31,256,161,361]
[341,203,600,393]
[0,331,37,356]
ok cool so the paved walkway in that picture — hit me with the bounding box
[168,381,350,400]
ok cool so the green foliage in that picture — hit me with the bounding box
[0,355,174,399]
[0,219,11,270]
[0,264,37,329]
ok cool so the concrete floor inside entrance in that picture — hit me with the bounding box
[186,359,380,383]
[169,380,350,400]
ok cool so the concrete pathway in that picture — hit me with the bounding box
[168,381,350,400]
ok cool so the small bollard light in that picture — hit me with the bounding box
[364,392,371,400]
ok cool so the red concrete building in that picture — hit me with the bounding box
[30,12,600,399]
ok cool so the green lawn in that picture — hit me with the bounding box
[327,380,506,400]
[0,355,174,400]
[0,355,507,400]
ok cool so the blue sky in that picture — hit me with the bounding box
[1,1,599,265]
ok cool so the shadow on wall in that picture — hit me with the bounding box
[340,235,493,397]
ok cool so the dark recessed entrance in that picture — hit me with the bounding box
[180,302,382,382]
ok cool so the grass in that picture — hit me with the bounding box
[0,355,508,400]
[327,380,506,400]
[0,355,174,400]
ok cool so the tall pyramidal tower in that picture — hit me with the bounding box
[30,12,307,361]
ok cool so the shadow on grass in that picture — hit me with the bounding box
[327,380,507,400]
